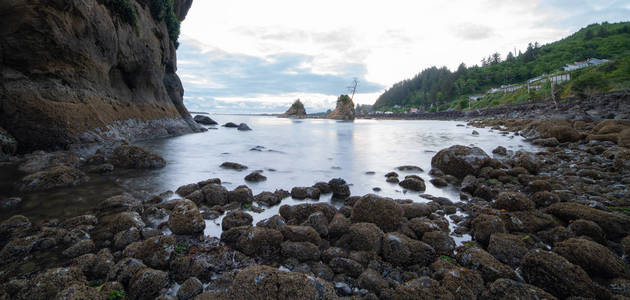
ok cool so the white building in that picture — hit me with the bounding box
[563,58,610,71]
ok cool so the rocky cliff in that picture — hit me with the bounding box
[279,99,306,118]
[327,94,355,120]
[0,0,202,152]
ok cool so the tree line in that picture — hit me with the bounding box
[374,22,630,110]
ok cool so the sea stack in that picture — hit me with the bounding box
[279,99,307,118]
[327,95,355,120]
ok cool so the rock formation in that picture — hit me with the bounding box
[0,0,202,152]
[327,95,355,120]
[279,99,307,118]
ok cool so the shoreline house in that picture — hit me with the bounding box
[563,58,610,71]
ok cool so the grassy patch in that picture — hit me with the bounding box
[609,206,630,215]
[175,242,190,254]
[107,290,126,300]
[440,255,457,265]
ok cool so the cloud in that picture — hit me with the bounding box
[178,0,629,113]
[451,23,495,40]
[178,37,384,113]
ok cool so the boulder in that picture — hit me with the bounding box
[222,210,253,231]
[279,225,321,245]
[176,183,199,197]
[567,219,606,244]
[193,115,218,125]
[329,257,364,277]
[328,178,351,198]
[351,194,404,232]
[392,276,454,300]
[313,182,332,194]
[545,202,630,239]
[201,183,229,206]
[328,213,351,239]
[381,232,435,266]
[220,162,248,171]
[399,175,426,191]
[111,145,166,169]
[237,123,252,131]
[400,202,432,219]
[228,185,254,205]
[302,211,328,236]
[487,233,528,266]
[223,265,336,299]
[421,231,455,256]
[107,257,147,286]
[279,203,336,224]
[554,238,628,278]
[520,249,603,299]
[530,191,560,208]
[484,278,557,300]
[291,187,320,200]
[501,210,555,233]
[244,171,267,182]
[346,223,384,253]
[128,268,169,300]
[177,277,204,300]
[532,137,560,147]
[97,193,142,214]
[431,145,490,178]
[167,200,205,235]
[357,268,389,295]
[221,226,283,258]
[17,165,88,192]
[493,192,535,211]
[456,247,515,282]
[62,239,95,258]
[22,267,86,300]
[255,191,282,206]
[471,214,506,246]
[133,235,176,269]
[224,122,239,128]
[281,241,320,261]
[533,121,582,142]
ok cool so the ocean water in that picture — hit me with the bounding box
[1,116,540,242]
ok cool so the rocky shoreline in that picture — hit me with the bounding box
[1,117,630,299]
[360,91,630,121]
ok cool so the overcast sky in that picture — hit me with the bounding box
[177,0,630,114]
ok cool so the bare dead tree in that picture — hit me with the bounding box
[347,78,359,100]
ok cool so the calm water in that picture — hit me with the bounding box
[1,116,539,241]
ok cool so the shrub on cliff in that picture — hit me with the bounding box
[150,0,181,45]
[105,0,138,26]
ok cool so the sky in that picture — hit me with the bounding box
[177,0,630,114]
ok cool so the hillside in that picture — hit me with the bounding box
[373,21,630,111]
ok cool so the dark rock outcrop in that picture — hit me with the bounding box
[0,0,202,152]
[193,115,218,125]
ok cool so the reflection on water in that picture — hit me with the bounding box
[1,116,539,242]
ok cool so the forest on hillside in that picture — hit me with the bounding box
[373,22,630,110]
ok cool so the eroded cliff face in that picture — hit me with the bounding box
[0,0,201,152]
